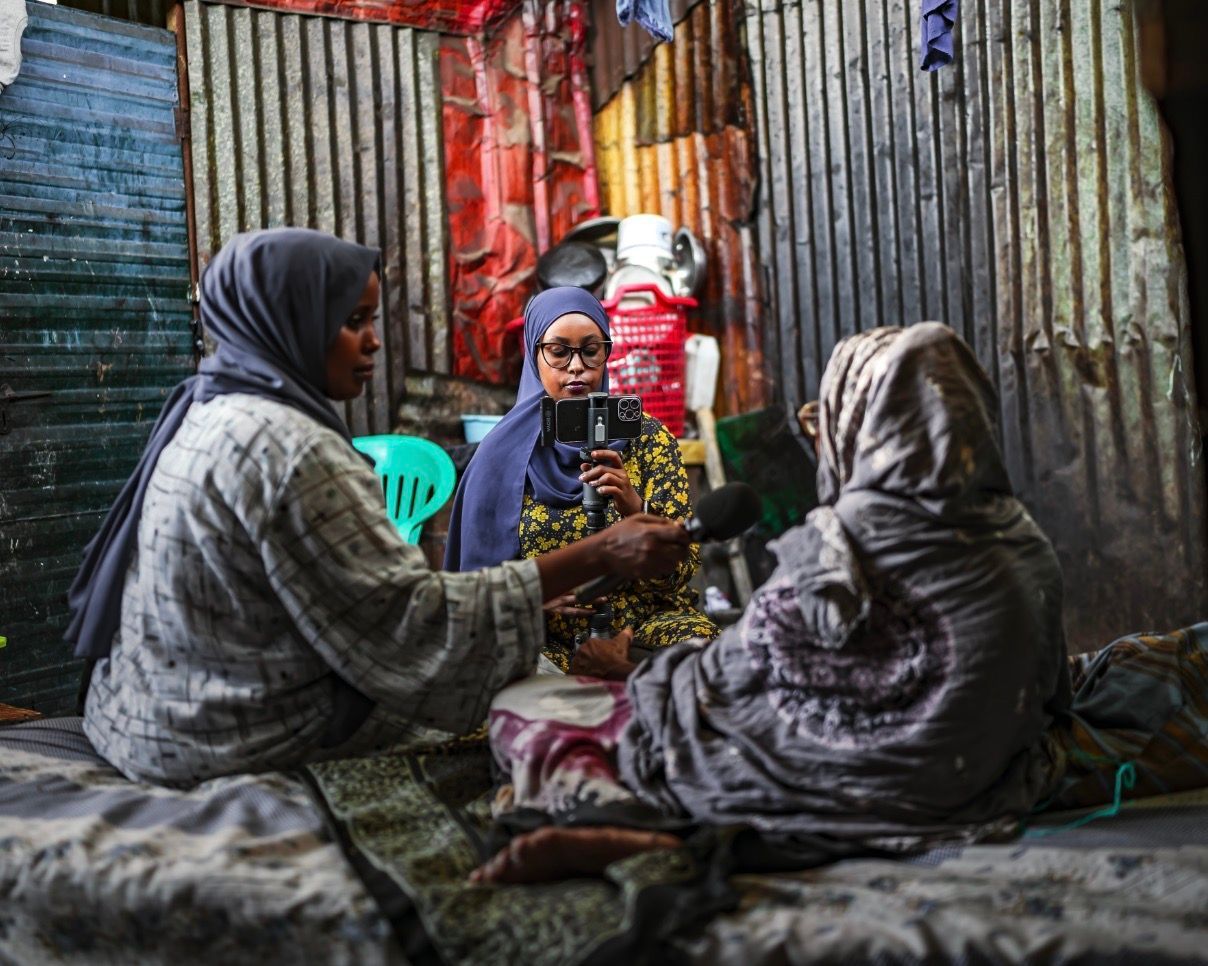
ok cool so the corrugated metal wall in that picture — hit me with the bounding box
[594,0,770,415]
[58,0,171,29]
[210,0,522,35]
[184,1,449,435]
[0,3,194,713]
[746,0,1207,650]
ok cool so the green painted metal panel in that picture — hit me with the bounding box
[0,3,193,714]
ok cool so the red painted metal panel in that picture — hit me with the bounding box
[441,0,598,383]
[202,0,520,35]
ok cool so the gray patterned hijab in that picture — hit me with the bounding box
[621,324,1070,848]
[815,324,1013,518]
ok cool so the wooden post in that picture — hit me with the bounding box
[694,407,754,605]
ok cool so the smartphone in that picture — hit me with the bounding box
[542,394,644,446]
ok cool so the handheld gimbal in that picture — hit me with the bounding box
[577,392,615,645]
[542,390,643,649]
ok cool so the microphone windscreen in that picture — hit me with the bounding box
[693,482,761,541]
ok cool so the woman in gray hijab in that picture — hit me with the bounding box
[619,322,1071,842]
[72,228,688,787]
[473,323,1072,882]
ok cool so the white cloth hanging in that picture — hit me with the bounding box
[0,0,28,95]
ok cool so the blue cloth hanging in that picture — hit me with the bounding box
[617,0,673,44]
[920,0,959,71]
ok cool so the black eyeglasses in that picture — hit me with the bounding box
[536,340,613,370]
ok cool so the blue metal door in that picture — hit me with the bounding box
[0,3,194,714]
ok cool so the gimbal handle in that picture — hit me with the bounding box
[576,394,614,644]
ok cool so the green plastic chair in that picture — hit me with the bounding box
[351,435,457,544]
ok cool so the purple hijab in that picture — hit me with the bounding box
[444,287,625,572]
[66,228,380,659]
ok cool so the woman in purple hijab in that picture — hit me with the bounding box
[70,230,689,787]
[445,286,716,672]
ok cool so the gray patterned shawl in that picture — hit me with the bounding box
[619,323,1072,847]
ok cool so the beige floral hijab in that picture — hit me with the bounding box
[814,323,1014,522]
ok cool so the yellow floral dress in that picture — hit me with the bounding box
[518,414,719,671]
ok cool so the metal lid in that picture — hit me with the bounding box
[672,227,706,297]
[537,240,609,293]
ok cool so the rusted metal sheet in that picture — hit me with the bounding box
[746,0,1207,651]
[1135,0,1208,444]
[441,0,599,383]
[595,0,769,416]
[0,3,194,713]
[185,0,449,434]
[56,0,171,28]
[586,0,696,109]
[186,0,520,35]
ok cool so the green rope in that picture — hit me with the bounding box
[1024,760,1137,838]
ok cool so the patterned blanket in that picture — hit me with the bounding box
[0,718,397,964]
[3,726,1207,965]
[3,625,1208,965]
[303,743,677,965]
[303,742,1208,966]
[673,790,1208,964]
[303,624,1208,965]
[1048,623,1208,808]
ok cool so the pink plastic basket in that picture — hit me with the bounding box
[601,284,694,437]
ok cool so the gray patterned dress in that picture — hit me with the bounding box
[619,324,1072,847]
[84,393,545,787]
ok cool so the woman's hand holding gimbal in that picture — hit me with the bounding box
[579,449,643,517]
[570,627,638,680]
[543,593,604,617]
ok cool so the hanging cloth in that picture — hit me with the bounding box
[920,0,959,72]
[0,0,28,94]
[617,0,673,44]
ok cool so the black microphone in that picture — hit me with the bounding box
[573,482,762,605]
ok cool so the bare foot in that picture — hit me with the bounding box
[491,783,516,816]
[469,826,682,885]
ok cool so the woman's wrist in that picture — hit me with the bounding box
[617,491,644,517]
[534,537,606,600]
[535,514,689,599]
[605,660,637,681]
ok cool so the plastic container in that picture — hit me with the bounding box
[603,262,674,306]
[615,214,674,266]
[461,414,505,443]
[684,334,720,412]
[602,283,694,437]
